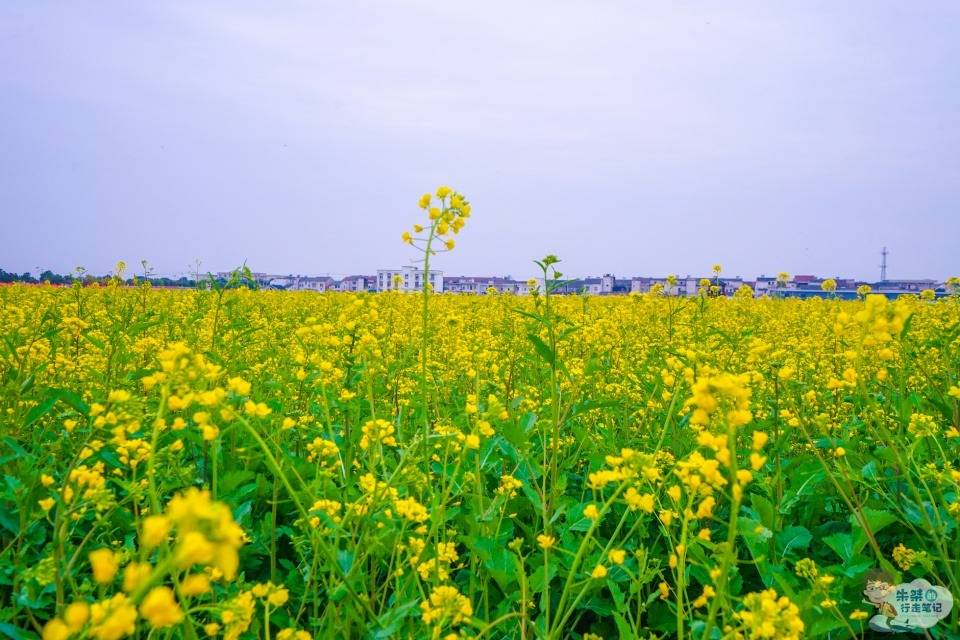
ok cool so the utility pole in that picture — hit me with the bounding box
[880,247,888,282]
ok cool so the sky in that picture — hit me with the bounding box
[1,1,958,281]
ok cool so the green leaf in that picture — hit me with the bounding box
[839,557,873,579]
[500,419,529,448]
[775,525,811,559]
[51,388,89,415]
[519,479,543,511]
[823,533,853,563]
[232,501,253,525]
[750,494,775,529]
[521,412,538,433]
[373,601,419,638]
[581,594,613,616]
[738,517,772,574]
[850,508,897,556]
[528,560,556,594]
[18,375,34,394]
[0,437,30,465]
[82,333,105,350]
[0,622,37,640]
[482,547,515,590]
[0,508,19,535]
[613,613,633,639]
[767,564,801,600]
[609,580,627,609]
[21,388,89,429]
[22,395,58,428]
[328,583,348,602]
[779,466,825,513]
[4,475,23,493]
[899,312,914,340]
[513,308,546,326]
[809,613,848,636]
[569,399,622,416]
[219,470,256,496]
[337,549,354,574]
[527,333,555,367]
[126,318,160,337]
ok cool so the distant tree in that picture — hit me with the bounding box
[39,270,72,285]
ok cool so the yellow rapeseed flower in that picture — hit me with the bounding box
[89,594,137,640]
[42,619,70,640]
[420,585,473,626]
[139,586,184,628]
[141,515,171,548]
[88,549,118,585]
[64,602,90,632]
[537,534,556,550]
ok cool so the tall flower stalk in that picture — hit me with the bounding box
[402,186,471,450]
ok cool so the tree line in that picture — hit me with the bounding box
[0,268,199,288]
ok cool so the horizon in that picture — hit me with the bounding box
[2,2,959,280]
[1,256,948,285]
[0,255,950,283]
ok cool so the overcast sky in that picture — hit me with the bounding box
[2,1,958,280]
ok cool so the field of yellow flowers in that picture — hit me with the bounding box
[2,272,959,640]
[1,190,958,640]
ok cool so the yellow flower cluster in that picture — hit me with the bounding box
[359,418,398,450]
[164,488,246,580]
[496,474,523,498]
[420,585,473,626]
[306,436,340,463]
[892,543,929,571]
[685,372,752,429]
[219,590,256,640]
[907,412,939,438]
[734,589,804,639]
[404,187,471,250]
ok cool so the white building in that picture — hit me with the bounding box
[754,276,776,296]
[630,277,683,296]
[338,275,376,292]
[271,276,337,291]
[216,272,284,287]
[516,278,543,295]
[444,276,525,294]
[582,278,604,294]
[630,277,653,294]
[377,266,444,292]
[574,275,615,295]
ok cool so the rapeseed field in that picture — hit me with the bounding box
[2,190,959,639]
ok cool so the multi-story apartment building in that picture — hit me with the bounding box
[376,266,444,292]
[216,271,285,287]
[302,277,338,291]
[338,275,377,292]
[630,276,683,296]
[444,276,524,294]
